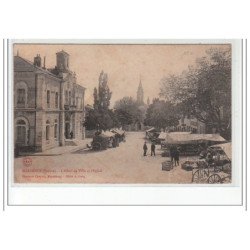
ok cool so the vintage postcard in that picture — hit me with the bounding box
[12,41,235,185]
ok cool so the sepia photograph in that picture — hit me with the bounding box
[13,42,232,184]
[1,2,249,250]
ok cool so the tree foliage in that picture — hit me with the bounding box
[84,71,118,131]
[159,48,231,139]
[144,98,179,129]
[114,96,142,126]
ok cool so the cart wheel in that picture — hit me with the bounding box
[207,174,222,184]
[192,169,202,183]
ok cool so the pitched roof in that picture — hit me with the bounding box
[14,56,61,80]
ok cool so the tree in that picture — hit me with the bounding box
[144,98,179,130]
[84,71,115,131]
[84,108,99,130]
[160,48,231,139]
[114,97,141,126]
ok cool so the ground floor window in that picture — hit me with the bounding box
[46,120,50,140]
[54,120,58,139]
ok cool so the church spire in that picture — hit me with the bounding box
[137,77,144,105]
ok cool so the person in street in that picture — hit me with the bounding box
[198,145,207,159]
[174,147,180,166]
[70,131,73,139]
[169,145,175,162]
[143,142,148,156]
[112,137,116,148]
[151,142,156,156]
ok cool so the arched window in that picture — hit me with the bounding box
[54,119,58,139]
[46,120,50,140]
[69,91,71,105]
[15,117,29,145]
[15,81,28,107]
[65,90,68,104]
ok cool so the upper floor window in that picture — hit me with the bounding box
[17,89,25,104]
[69,91,71,105]
[76,97,78,108]
[15,81,28,107]
[55,92,59,108]
[65,90,68,104]
[47,90,50,108]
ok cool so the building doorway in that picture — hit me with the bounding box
[65,122,70,139]
[15,117,29,146]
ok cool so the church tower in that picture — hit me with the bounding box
[56,50,70,72]
[137,79,144,105]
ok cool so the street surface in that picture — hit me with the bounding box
[14,132,194,183]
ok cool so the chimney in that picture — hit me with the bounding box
[43,56,46,69]
[34,54,41,67]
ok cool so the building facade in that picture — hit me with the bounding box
[172,116,206,134]
[14,51,85,152]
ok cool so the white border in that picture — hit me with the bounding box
[8,39,243,205]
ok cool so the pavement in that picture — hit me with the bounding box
[19,138,92,156]
[14,132,196,183]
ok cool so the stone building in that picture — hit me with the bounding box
[14,50,85,152]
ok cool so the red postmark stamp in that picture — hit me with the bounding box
[23,157,32,167]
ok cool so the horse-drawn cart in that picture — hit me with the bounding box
[191,143,232,184]
[91,131,116,151]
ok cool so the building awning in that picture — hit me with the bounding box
[146,127,156,133]
[164,133,226,145]
[100,131,116,138]
[210,142,232,161]
[158,132,167,140]
[169,131,192,135]
[111,129,125,136]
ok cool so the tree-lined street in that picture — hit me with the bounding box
[13,46,231,184]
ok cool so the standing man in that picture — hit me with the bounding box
[170,145,175,162]
[151,142,156,156]
[143,142,148,156]
[174,147,180,166]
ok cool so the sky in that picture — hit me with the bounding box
[13,43,230,107]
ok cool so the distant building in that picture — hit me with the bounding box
[137,80,144,105]
[14,50,86,152]
[171,116,206,134]
[125,79,149,131]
